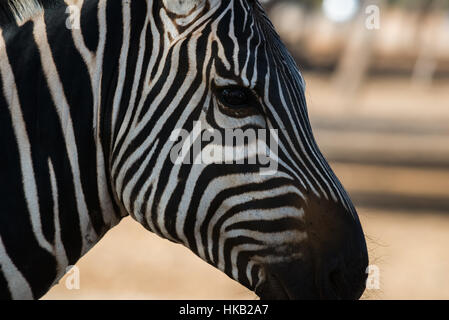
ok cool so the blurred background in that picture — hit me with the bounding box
[44,0,449,300]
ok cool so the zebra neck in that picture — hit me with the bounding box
[0,0,159,299]
[0,0,129,285]
[97,0,159,217]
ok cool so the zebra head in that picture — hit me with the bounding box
[112,0,368,299]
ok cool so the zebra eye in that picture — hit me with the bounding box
[219,87,250,108]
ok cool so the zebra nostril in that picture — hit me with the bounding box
[321,256,367,300]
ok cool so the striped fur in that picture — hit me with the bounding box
[0,0,366,299]
[0,0,59,26]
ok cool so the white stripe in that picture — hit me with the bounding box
[110,1,132,142]
[95,0,123,225]
[48,159,69,283]
[0,236,33,300]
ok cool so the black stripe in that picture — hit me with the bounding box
[80,0,100,52]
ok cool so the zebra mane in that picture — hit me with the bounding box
[0,0,59,26]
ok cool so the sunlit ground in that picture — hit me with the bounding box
[43,211,449,300]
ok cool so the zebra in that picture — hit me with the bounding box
[0,0,368,300]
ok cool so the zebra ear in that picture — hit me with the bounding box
[162,0,206,16]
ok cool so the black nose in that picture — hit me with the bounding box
[320,252,368,299]
[256,199,368,300]
[256,252,367,300]
[309,199,369,299]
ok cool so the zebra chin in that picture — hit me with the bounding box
[255,258,367,300]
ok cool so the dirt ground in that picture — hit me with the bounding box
[42,209,449,300]
[361,209,449,300]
